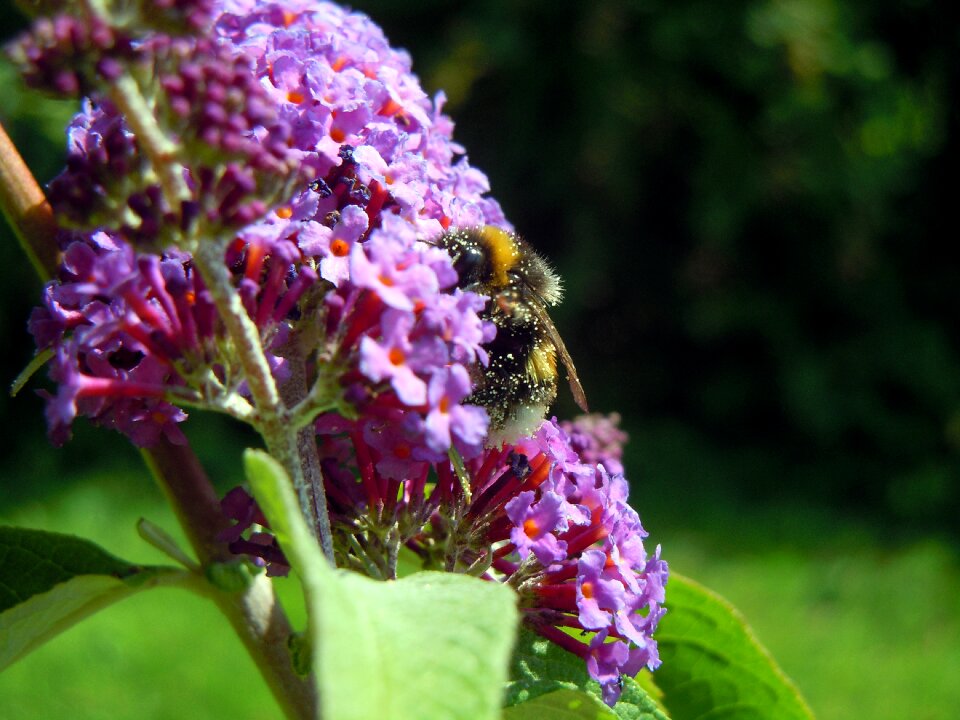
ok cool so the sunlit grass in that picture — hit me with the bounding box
[667,530,960,720]
[0,472,301,720]
[2,471,958,720]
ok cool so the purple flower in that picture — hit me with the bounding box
[586,632,631,705]
[505,490,569,565]
[359,310,441,406]
[560,412,628,476]
[19,3,667,702]
[7,14,133,97]
[465,419,668,704]
[348,234,440,312]
[424,365,487,455]
[576,548,629,630]
[317,204,368,285]
[218,486,290,576]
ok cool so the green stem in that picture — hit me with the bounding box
[141,441,318,720]
[102,56,334,562]
[281,359,336,562]
[192,241,326,547]
[107,74,191,208]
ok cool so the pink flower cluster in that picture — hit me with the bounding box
[17,0,666,703]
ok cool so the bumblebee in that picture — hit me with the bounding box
[436,225,588,443]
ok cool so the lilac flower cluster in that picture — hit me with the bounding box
[29,228,314,446]
[43,41,305,244]
[321,214,495,461]
[28,0,505,449]
[467,419,666,705]
[18,0,667,703]
[8,14,132,96]
[560,412,629,476]
[8,0,218,96]
[46,100,141,227]
[312,413,666,704]
[214,0,510,236]
[34,192,348,445]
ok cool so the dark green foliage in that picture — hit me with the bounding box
[1,0,956,530]
[655,574,813,719]
[0,526,181,670]
[0,526,137,612]
[353,0,959,531]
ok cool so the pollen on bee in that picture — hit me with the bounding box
[527,345,557,383]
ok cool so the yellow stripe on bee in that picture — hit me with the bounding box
[480,225,520,288]
[526,342,557,384]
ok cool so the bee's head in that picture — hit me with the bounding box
[435,225,519,291]
[448,238,488,288]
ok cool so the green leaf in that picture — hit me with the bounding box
[504,687,618,719]
[614,676,673,720]
[506,628,669,720]
[653,573,815,720]
[0,526,185,671]
[243,449,519,720]
[506,627,592,706]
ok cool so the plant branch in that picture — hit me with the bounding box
[143,442,317,720]
[97,55,333,562]
[0,121,58,280]
[281,357,336,562]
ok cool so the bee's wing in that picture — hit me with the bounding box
[528,299,589,412]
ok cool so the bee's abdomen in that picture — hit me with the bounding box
[468,297,557,432]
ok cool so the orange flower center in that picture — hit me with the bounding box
[523,518,540,538]
[330,238,350,257]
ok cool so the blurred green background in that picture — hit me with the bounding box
[1,1,958,718]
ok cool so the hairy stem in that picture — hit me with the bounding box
[103,53,333,560]
[281,358,336,562]
[193,240,333,561]
[142,441,318,720]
